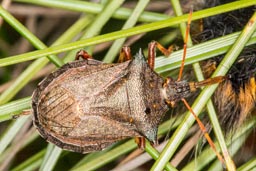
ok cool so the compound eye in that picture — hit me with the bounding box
[144,107,151,114]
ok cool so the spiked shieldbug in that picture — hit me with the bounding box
[32,42,226,154]
[32,46,169,153]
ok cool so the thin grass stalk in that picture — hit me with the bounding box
[39,145,62,171]
[0,116,29,154]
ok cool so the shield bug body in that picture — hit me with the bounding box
[32,45,225,154]
[32,49,169,153]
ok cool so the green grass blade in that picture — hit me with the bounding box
[0,116,29,154]
[155,31,256,73]
[39,145,62,171]
[71,140,137,171]
[145,141,177,171]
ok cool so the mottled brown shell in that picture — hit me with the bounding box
[32,51,168,153]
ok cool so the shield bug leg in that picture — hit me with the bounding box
[135,137,146,150]
[147,40,175,71]
[148,41,173,68]
[12,109,32,119]
[181,98,226,164]
[177,8,192,82]
[75,50,93,60]
[118,46,132,63]
[147,41,157,69]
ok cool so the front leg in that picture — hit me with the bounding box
[75,50,93,60]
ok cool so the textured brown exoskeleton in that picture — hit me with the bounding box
[32,46,168,153]
[32,41,226,154]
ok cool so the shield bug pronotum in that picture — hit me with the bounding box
[31,6,230,169]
